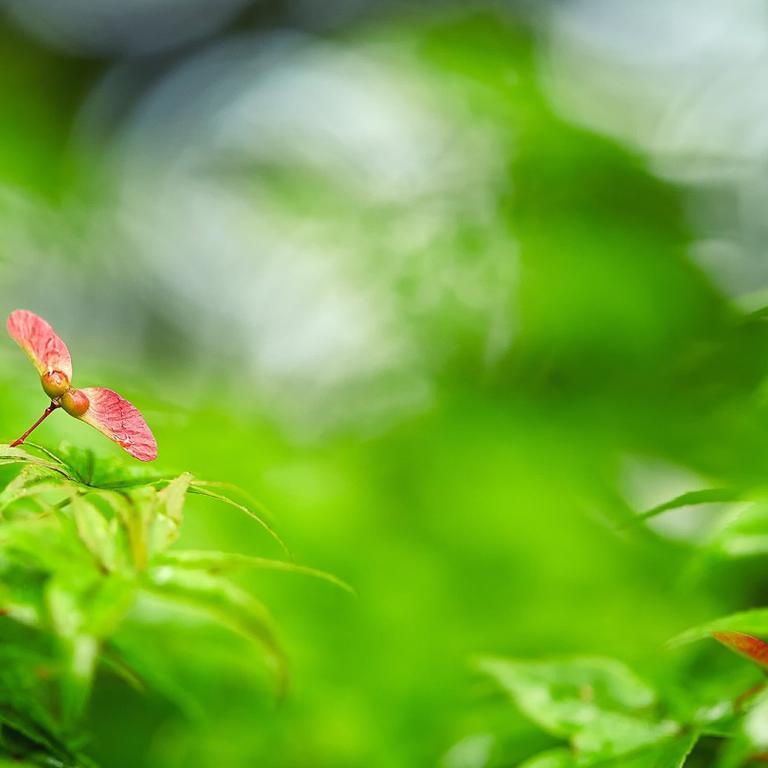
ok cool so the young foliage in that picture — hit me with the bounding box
[0,442,347,766]
[477,656,695,767]
[473,482,768,767]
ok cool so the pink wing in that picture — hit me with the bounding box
[7,309,73,379]
[78,387,157,462]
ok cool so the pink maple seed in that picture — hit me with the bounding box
[6,309,157,461]
[78,388,157,462]
[7,310,72,381]
[712,631,768,668]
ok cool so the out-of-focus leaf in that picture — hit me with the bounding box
[711,631,768,669]
[741,689,768,756]
[441,732,495,768]
[142,565,286,692]
[478,656,657,736]
[157,550,354,594]
[571,716,681,763]
[0,466,39,513]
[158,473,192,522]
[637,488,744,522]
[188,482,289,557]
[0,704,83,766]
[0,637,60,738]
[95,488,154,571]
[81,576,137,639]
[46,572,136,640]
[106,631,206,722]
[0,518,88,575]
[710,689,768,768]
[670,609,768,648]
[57,634,97,729]
[46,572,136,726]
[150,473,192,553]
[518,731,697,767]
[45,574,98,725]
[0,569,48,627]
[621,730,698,767]
[71,496,119,573]
[477,657,680,761]
[706,500,768,559]
[192,480,277,524]
[519,749,576,768]
[0,465,72,513]
[0,441,300,745]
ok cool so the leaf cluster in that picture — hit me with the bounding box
[460,483,768,767]
[0,443,347,766]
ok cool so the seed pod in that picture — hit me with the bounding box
[60,388,90,417]
[41,370,70,399]
[7,309,157,460]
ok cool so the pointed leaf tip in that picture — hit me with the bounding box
[77,387,157,462]
[7,309,72,379]
[712,631,768,668]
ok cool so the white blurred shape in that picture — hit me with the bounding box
[541,0,768,301]
[543,0,768,176]
[3,0,251,57]
[620,456,715,542]
[96,35,514,433]
[745,694,768,749]
[441,733,494,768]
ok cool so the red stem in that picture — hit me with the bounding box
[10,402,60,447]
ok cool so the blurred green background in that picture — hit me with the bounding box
[2,1,768,765]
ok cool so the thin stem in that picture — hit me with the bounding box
[10,402,60,448]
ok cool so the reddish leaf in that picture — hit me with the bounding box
[712,631,768,668]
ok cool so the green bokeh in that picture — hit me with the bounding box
[0,5,765,767]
